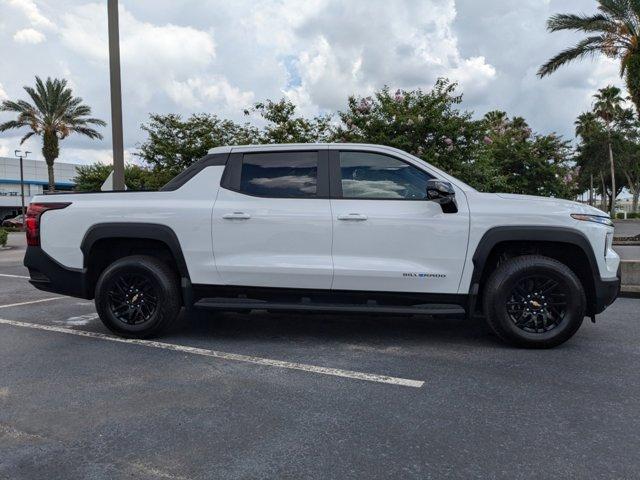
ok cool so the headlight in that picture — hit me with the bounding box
[571,213,614,227]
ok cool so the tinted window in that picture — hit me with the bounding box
[339,152,432,199]
[240,152,318,198]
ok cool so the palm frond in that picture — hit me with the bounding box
[538,37,608,77]
[1,100,32,113]
[548,13,615,34]
[598,0,640,37]
[0,119,29,132]
[69,126,103,140]
[19,131,37,144]
[598,0,632,21]
[23,86,47,115]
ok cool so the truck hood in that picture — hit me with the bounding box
[494,193,608,216]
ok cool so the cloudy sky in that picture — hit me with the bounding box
[0,0,624,165]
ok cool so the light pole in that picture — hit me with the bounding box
[14,150,30,224]
[107,0,125,191]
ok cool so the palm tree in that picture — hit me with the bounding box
[0,77,106,192]
[538,1,640,115]
[575,112,602,207]
[594,86,625,216]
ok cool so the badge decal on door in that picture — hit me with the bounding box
[403,273,446,278]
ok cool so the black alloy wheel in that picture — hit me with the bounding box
[106,273,159,326]
[95,255,182,338]
[505,274,568,334]
[483,255,586,348]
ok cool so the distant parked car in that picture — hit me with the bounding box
[2,214,24,228]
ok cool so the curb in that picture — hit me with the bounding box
[620,260,640,298]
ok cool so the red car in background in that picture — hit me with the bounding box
[1,214,24,228]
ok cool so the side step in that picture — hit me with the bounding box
[194,298,465,316]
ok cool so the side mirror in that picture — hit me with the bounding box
[426,179,458,213]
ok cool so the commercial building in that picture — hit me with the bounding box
[0,157,77,220]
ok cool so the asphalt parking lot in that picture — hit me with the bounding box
[1,233,640,479]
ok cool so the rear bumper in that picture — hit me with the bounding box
[23,246,91,299]
[593,268,621,315]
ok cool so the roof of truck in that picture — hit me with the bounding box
[208,143,387,154]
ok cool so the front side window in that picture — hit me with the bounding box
[339,151,432,199]
[240,152,318,198]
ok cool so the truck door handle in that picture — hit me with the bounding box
[222,212,251,220]
[337,213,368,221]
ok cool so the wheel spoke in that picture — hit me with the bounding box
[107,273,159,326]
[506,273,567,333]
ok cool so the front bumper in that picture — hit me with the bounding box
[23,246,90,299]
[593,267,621,315]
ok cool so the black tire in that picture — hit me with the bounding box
[95,255,182,338]
[483,255,586,348]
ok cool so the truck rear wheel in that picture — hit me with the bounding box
[483,255,586,348]
[95,255,181,338]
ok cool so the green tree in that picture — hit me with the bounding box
[0,77,105,192]
[620,120,640,212]
[136,113,259,178]
[246,99,333,143]
[538,1,640,115]
[574,109,627,212]
[594,86,626,215]
[575,112,606,208]
[478,111,575,197]
[73,163,155,192]
[333,80,496,190]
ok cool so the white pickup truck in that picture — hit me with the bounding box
[24,143,620,348]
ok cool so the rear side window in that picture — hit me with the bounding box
[240,152,318,198]
[339,151,432,199]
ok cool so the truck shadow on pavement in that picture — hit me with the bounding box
[176,309,501,349]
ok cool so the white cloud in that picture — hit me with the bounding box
[60,4,216,66]
[61,147,136,166]
[13,28,45,44]
[0,0,630,164]
[0,83,7,101]
[165,76,254,110]
[6,0,54,29]
[239,0,497,111]
[57,3,251,112]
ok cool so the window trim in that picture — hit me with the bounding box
[220,149,329,199]
[330,149,435,201]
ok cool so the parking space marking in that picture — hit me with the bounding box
[55,313,100,326]
[0,297,63,309]
[0,273,29,279]
[0,318,425,388]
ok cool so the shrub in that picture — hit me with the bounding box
[0,228,7,247]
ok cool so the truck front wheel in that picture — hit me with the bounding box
[483,255,586,348]
[95,255,182,338]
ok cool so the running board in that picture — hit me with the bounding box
[194,298,465,316]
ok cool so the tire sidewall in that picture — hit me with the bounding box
[95,256,180,337]
[486,257,586,348]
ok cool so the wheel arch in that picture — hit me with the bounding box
[469,226,599,316]
[81,223,191,305]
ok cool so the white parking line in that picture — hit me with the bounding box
[0,318,425,388]
[0,273,30,279]
[0,297,63,309]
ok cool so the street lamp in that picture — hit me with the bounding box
[14,149,30,225]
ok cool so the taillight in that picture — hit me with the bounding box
[25,202,71,246]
